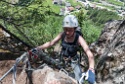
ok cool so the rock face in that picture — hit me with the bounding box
[0,25,31,60]
[17,66,77,84]
[90,20,125,84]
[0,61,77,84]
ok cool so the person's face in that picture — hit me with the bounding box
[64,27,75,38]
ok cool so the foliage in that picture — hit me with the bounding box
[74,10,102,44]
[0,0,103,48]
[106,0,124,6]
[119,0,124,2]
[0,0,60,47]
[87,8,120,27]
[75,10,87,27]
[44,0,60,14]
[81,20,101,44]
[94,0,100,2]
[67,0,83,7]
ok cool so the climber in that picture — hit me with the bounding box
[29,14,95,84]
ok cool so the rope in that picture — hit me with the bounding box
[0,67,13,81]
[25,60,33,84]
[0,81,2,84]
[13,64,17,84]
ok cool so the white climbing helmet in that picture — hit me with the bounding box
[63,15,78,28]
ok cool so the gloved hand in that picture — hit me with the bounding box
[79,68,95,84]
[28,48,39,63]
[85,68,95,84]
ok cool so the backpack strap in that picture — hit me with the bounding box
[61,32,65,42]
[73,32,79,45]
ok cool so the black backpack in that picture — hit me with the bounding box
[75,26,83,37]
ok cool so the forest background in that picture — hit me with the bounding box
[0,0,123,53]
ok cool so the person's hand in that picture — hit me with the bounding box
[85,68,95,84]
[79,68,95,84]
[28,48,39,63]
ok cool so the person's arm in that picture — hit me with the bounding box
[37,32,63,50]
[78,36,95,71]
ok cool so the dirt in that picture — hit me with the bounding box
[0,60,20,84]
[0,49,10,53]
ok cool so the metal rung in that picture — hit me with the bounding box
[59,68,69,75]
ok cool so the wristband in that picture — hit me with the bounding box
[89,67,95,73]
